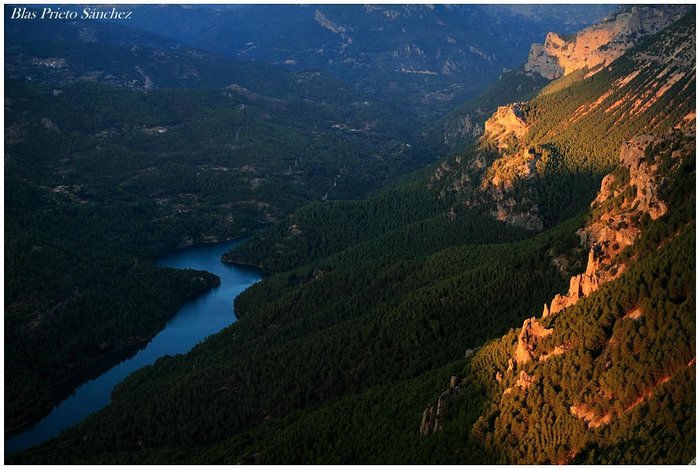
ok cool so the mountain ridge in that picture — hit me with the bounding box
[429,9,695,233]
[96,4,611,122]
[435,4,691,154]
[524,5,691,80]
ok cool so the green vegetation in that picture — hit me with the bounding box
[429,13,695,232]
[110,4,599,128]
[17,141,695,461]
[4,24,430,431]
[5,214,219,433]
[434,69,551,155]
[525,15,695,174]
[7,78,419,238]
[225,183,450,271]
[537,67,590,97]
[7,7,695,466]
[16,205,582,463]
[468,217,695,464]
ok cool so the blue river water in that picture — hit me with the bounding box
[5,238,262,454]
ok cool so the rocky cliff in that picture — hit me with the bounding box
[545,134,670,318]
[419,374,466,435]
[525,5,691,79]
[428,8,694,235]
[483,103,530,150]
[419,14,696,458]
[420,118,695,444]
[515,130,676,365]
[427,142,550,231]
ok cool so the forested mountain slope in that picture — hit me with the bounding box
[225,11,695,272]
[428,11,695,231]
[437,4,691,153]
[4,13,425,434]
[13,10,695,464]
[5,7,414,139]
[421,126,695,464]
[16,201,581,464]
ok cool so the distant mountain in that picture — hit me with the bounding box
[487,4,615,27]
[4,6,344,100]
[432,6,695,230]
[437,4,691,151]
[101,4,613,122]
[524,4,691,79]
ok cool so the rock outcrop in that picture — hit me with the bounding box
[483,103,529,150]
[525,5,691,79]
[442,114,484,145]
[421,124,694,438]
[500,128,685,378]
[478,146,549,231]
[548,250,599,315]
[619,137,668,219]
[419,374,465,435]
[545,133,671,317]
[514,317,553,365]
[489,201,543,231]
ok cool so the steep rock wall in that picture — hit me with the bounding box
[525,5,691,79]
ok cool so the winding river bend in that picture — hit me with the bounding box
[5,239,262,455]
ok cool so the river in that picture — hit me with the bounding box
[5,239,262,455]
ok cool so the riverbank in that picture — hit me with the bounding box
[5,271,220,439]
[6,239,262,455]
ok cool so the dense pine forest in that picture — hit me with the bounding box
[4,12,431,432]
[4,4,695,465]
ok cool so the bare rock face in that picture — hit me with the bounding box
[419,375,465,435]
[432,105,547,231]
[479,146,547,231]
[483,103,529,150]
[594,174,616,205]
[515,370,535,390]
[514,317,553,365]
[548,133,675,318]
[420,123,695,439]
[525,5,691,79]
[620,136,668,220]
[489,202,543,231]
[542,303,550,318]
[525,38,564,80]
[419,405,439,436]
[549,254,600,315]
[512,129,683,371]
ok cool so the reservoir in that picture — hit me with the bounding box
[5,239,262,454]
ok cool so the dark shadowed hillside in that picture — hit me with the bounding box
[4,9,426,434]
